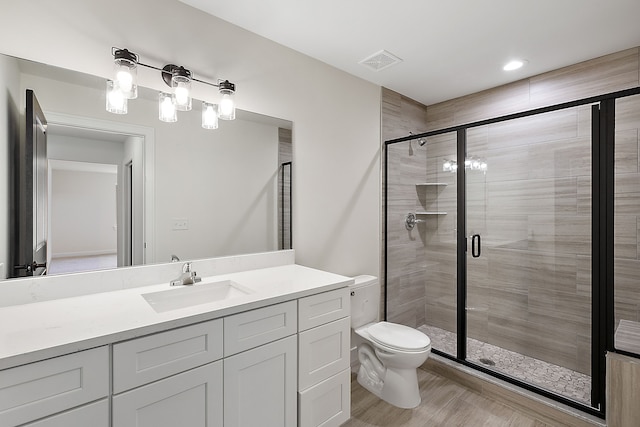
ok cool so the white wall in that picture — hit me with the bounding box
[0,54,21,279]
[0,0,381,277]
[50,169,117,257]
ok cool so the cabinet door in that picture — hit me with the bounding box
[224,335,297,427]
[113,361,223,427]
[23,400,108,427]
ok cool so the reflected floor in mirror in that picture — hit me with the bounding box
[48,254,117,275]
[346,369,552,427]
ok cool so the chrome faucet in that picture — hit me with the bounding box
[170,262,201,286]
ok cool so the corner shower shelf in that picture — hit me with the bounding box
[416,211,447,215]
[415,183,448,188]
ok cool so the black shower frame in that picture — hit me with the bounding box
[280,161,292,250]
[383,85,640,419]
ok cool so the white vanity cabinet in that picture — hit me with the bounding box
[223,300,298,427]
[0,346,109,427]
[297,288,351,427]
[0,273,351,427]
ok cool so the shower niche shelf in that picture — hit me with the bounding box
[415,183,448,188]
[416,211,447,215]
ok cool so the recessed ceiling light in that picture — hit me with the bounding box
[503,59,526,71]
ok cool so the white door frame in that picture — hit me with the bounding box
[44,111,156,264]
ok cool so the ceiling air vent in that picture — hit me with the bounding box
[359,50,403,72]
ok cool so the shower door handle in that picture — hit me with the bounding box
[471,234,481,258]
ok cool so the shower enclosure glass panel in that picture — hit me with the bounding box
[465,106,593,405]
[385,132,457,357]
[613,93,640,357]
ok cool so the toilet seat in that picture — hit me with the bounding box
[367,322,431,353]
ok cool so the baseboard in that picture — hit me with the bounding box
[422,354,605,427]
[52,250,117,259]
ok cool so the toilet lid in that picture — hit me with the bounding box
[367,322,431,351]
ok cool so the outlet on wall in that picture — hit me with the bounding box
[172,218,189,231]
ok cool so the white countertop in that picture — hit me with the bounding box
[0,264,353,370]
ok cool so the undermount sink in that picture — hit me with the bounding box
[143,280,253,313]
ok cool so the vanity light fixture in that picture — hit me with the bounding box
[107,48,237,128]
[113,48,138,99]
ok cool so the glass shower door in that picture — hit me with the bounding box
[385,131,458,358]
[465,106,594,405]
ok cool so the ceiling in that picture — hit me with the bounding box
[178,0,640,106]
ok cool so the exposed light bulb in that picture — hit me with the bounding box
[175,86,190,107]
[202,102,219,130]
[106,80,127,114]
[159,93,177,122]
[117,70,133,93]
[219,93,235,120]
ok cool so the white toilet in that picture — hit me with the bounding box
[350,275,431,409]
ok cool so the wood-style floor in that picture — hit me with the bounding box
[344,368,551,427]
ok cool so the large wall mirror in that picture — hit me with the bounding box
[1,53,293,279]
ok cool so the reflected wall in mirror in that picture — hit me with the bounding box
[0,53,293,279]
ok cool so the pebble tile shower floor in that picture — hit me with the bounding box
[418,324,592,405]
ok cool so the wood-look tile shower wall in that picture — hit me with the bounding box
[382,47,640,375]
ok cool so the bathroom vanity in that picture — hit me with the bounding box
[0,253,352,427]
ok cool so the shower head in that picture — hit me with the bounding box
[409,132,427,147]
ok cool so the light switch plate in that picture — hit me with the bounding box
[172,218,189,230]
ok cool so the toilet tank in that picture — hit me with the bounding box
[349,275,380,329]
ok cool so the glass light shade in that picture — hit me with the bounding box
[114,59,138,99]
[158,92,177,123]
[202,102,219,130]
[106,80,127,114]
[172,75,192,111]
[218,93,235,120]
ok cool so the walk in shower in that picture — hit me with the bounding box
[384,88,640,417]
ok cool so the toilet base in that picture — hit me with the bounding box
[356,344,422,409]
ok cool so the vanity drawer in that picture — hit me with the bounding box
[298,368,351,427]
[0,346,109,427]
[224,300,297,356]
[298,317,350,391]
[298,288,350,332]
[113,318,223,393]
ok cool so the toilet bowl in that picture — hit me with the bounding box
[350,276,431,409]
